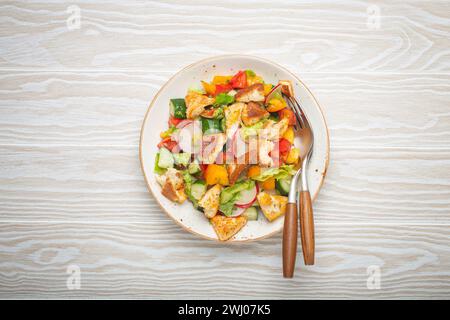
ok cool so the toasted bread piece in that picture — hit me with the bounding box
[224,102,245,139]
[227,163,249,185]
[198,184,222,218]
[258,139,275,167]
[235,83,265,103]
[241,102,269,126]
[200,133,227,164]
[185,91,215,119]
[260,118,289,140]
[210,215,247,241]
[160,168,187,204]
[257,192,288,221]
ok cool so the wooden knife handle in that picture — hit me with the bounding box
[283,202,298,278]
[299,190,315,265]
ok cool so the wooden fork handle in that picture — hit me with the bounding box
[283,202,298,278]
[299,191,315,265]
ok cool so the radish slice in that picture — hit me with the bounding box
[178,125,193,153]
[229,206,246,217]
[264,84,282,104]
[175,120,201,154]
[176,119,193,129]
[235,183,258,207]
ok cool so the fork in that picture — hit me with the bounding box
[280,81,315,275]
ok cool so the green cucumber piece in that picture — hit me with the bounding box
[173,153,191,167]
[188,162,201,174]
[154,153,166,174]
[201,117,223,134]
[275,177,291,196]
[158,147,174,169]
[243,207,258,221]
[169,98,187,119]
[190,181,207,201]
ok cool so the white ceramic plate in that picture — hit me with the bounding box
[140,55,329,242]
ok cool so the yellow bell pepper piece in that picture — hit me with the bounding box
[212,75,232,85]
[264,84,273,96]
[266,98,287,112]
[282,126,295,144]
[286,148,300,164]
[201,81,216,96]
[247,75,263,86]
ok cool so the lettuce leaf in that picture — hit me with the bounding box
[251,165,296,182]
[219,180,255,216]
[182,171,199,207]
[240,120,266,140]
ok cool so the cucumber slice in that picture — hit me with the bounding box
[201,117,223,134]
[173,153,191,167]
[169,99,187,119]
[190,181,207,201]
[188,162,201,174]
[154,153,166,174]
[275,177,291,196]
[243,207,258,221]
[158,147,174,169]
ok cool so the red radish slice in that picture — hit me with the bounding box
[176,119,193,129]
[235,183,258,207]
[178,126,192,153]
[235,202,254,209]
[229,206,246,217]
[264,84,282,104]
[175,120,201,154]
[230,129,248,160]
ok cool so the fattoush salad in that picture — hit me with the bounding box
[154,70,301,241]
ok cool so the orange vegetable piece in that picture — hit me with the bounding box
[264,84,273,96]
[212,75,232,85]
[201,81,216,96]
[261,177,275,190]
[205,164,229,186]
[247,165,261,179]
[267,98,287,112]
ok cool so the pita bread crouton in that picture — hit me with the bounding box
[198,184,222,218]
[160,168,187,204]
[185,91,215,119]
[210,215,248,241]
[235,83,265,103]
[257,192,287,221]
[241,101,269,126]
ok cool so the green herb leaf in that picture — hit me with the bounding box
[214,93,235,106]
[245,70,256,77]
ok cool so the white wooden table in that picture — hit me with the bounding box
[0,0,449,299]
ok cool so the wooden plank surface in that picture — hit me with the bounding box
[0,222,448,299]
[0,0,449,299]
[0,145,449,224]
[0,0,449,72]
[1,72,449,147]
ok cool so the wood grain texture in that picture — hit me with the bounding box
[0,145,449,224]
[0,0,449,299]
[0,222,448,299]
[0,1,449,72]
[1,71,450,147]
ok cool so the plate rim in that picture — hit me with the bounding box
[139,54,330,242]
